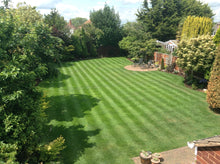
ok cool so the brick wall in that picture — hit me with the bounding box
[196,147,220,164]
[154,52,179,71]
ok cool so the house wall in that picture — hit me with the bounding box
[196,147,220,164]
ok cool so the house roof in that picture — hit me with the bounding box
[189,135,220,147]
[67,20,76,30]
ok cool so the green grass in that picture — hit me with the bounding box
[39,57,220,164]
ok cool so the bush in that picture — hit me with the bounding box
[207,46,220,111]
[166,63,176,72]
[0,142,18,164]
[161,58,165,70]
[176,35,216,88]
[37,136,66,163]
[213,27,220,46]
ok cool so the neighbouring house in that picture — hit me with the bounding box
[156,40,178,53]
[187,135,220,164]
[213,22,220,35]
[67,20,76,34]
[78,19,92,29]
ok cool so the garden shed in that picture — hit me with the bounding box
[187,135,220,164]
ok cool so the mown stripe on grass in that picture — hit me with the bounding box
[85,59,174,143]
[89,58,202,141]
[80,60,147,144]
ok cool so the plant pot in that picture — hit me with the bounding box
[152,153,162,160]
[151,157,160,164]
[140,152,152,164]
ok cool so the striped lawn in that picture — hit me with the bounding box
[39,57,220,164]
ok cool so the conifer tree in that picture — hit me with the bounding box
[181,16,213,40]
[213,27,220,46]
[137,0,214,41]
[207,46,220,111]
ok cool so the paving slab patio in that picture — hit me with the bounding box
[132,146,196,164]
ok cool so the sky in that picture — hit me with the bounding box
[2,0,220,24]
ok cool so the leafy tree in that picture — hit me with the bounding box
[213,27,220,46]
[72,23,103,58]
[44,8,69,35]
[90,4,122,47]
[176,35,216,87]
[0,5,65,163]
[181,16,213,40]
[119,22,156,61]
[137,0,214,41]
[44,9,78,62]
[70,17,87,28]
[207,46,220,111]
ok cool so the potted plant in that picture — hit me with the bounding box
[152,153,162,160]
[140,150,152,164]
[151,157,160,164]
[155,62,159,67]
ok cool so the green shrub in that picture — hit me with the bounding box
[0,142,18,164]
[207,46,220,111]
[213,27,220,46]
[161,58,165,70]
[38,136,66,163]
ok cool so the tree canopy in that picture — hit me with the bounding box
[70,17,87,28]
[44,8,70,35]
[119,22,156,61]
[137,0,214,41]
[90,4,122,47]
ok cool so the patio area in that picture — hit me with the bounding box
[132,146,196,164]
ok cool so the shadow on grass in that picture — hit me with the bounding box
[40,72,71,89]
[210,107,220,115]
[42,94,101,163]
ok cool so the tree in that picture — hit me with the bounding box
[90,4,122,47]
[1,0,11,9]
[137,0,214,41]
[44,8,69,35]
[176,35,216,87]
[0,4,65,163]
[70,17,87,28]
[181,16,213,40]
[119,22,156,61]
[207,46,220,111]
[213,27,220,46]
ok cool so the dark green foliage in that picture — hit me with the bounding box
[207,46,220,111]
[119,22,156,61]
[1,0,11,9]
[71,17,87,28]
[0,5,65,163]
[44,9,69,35]
[0,142,17,163]
[44,9,76,62]
[90,4,122,48]
[73,23,103,58]
[137,0,214,41]
[161,58,165,69]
